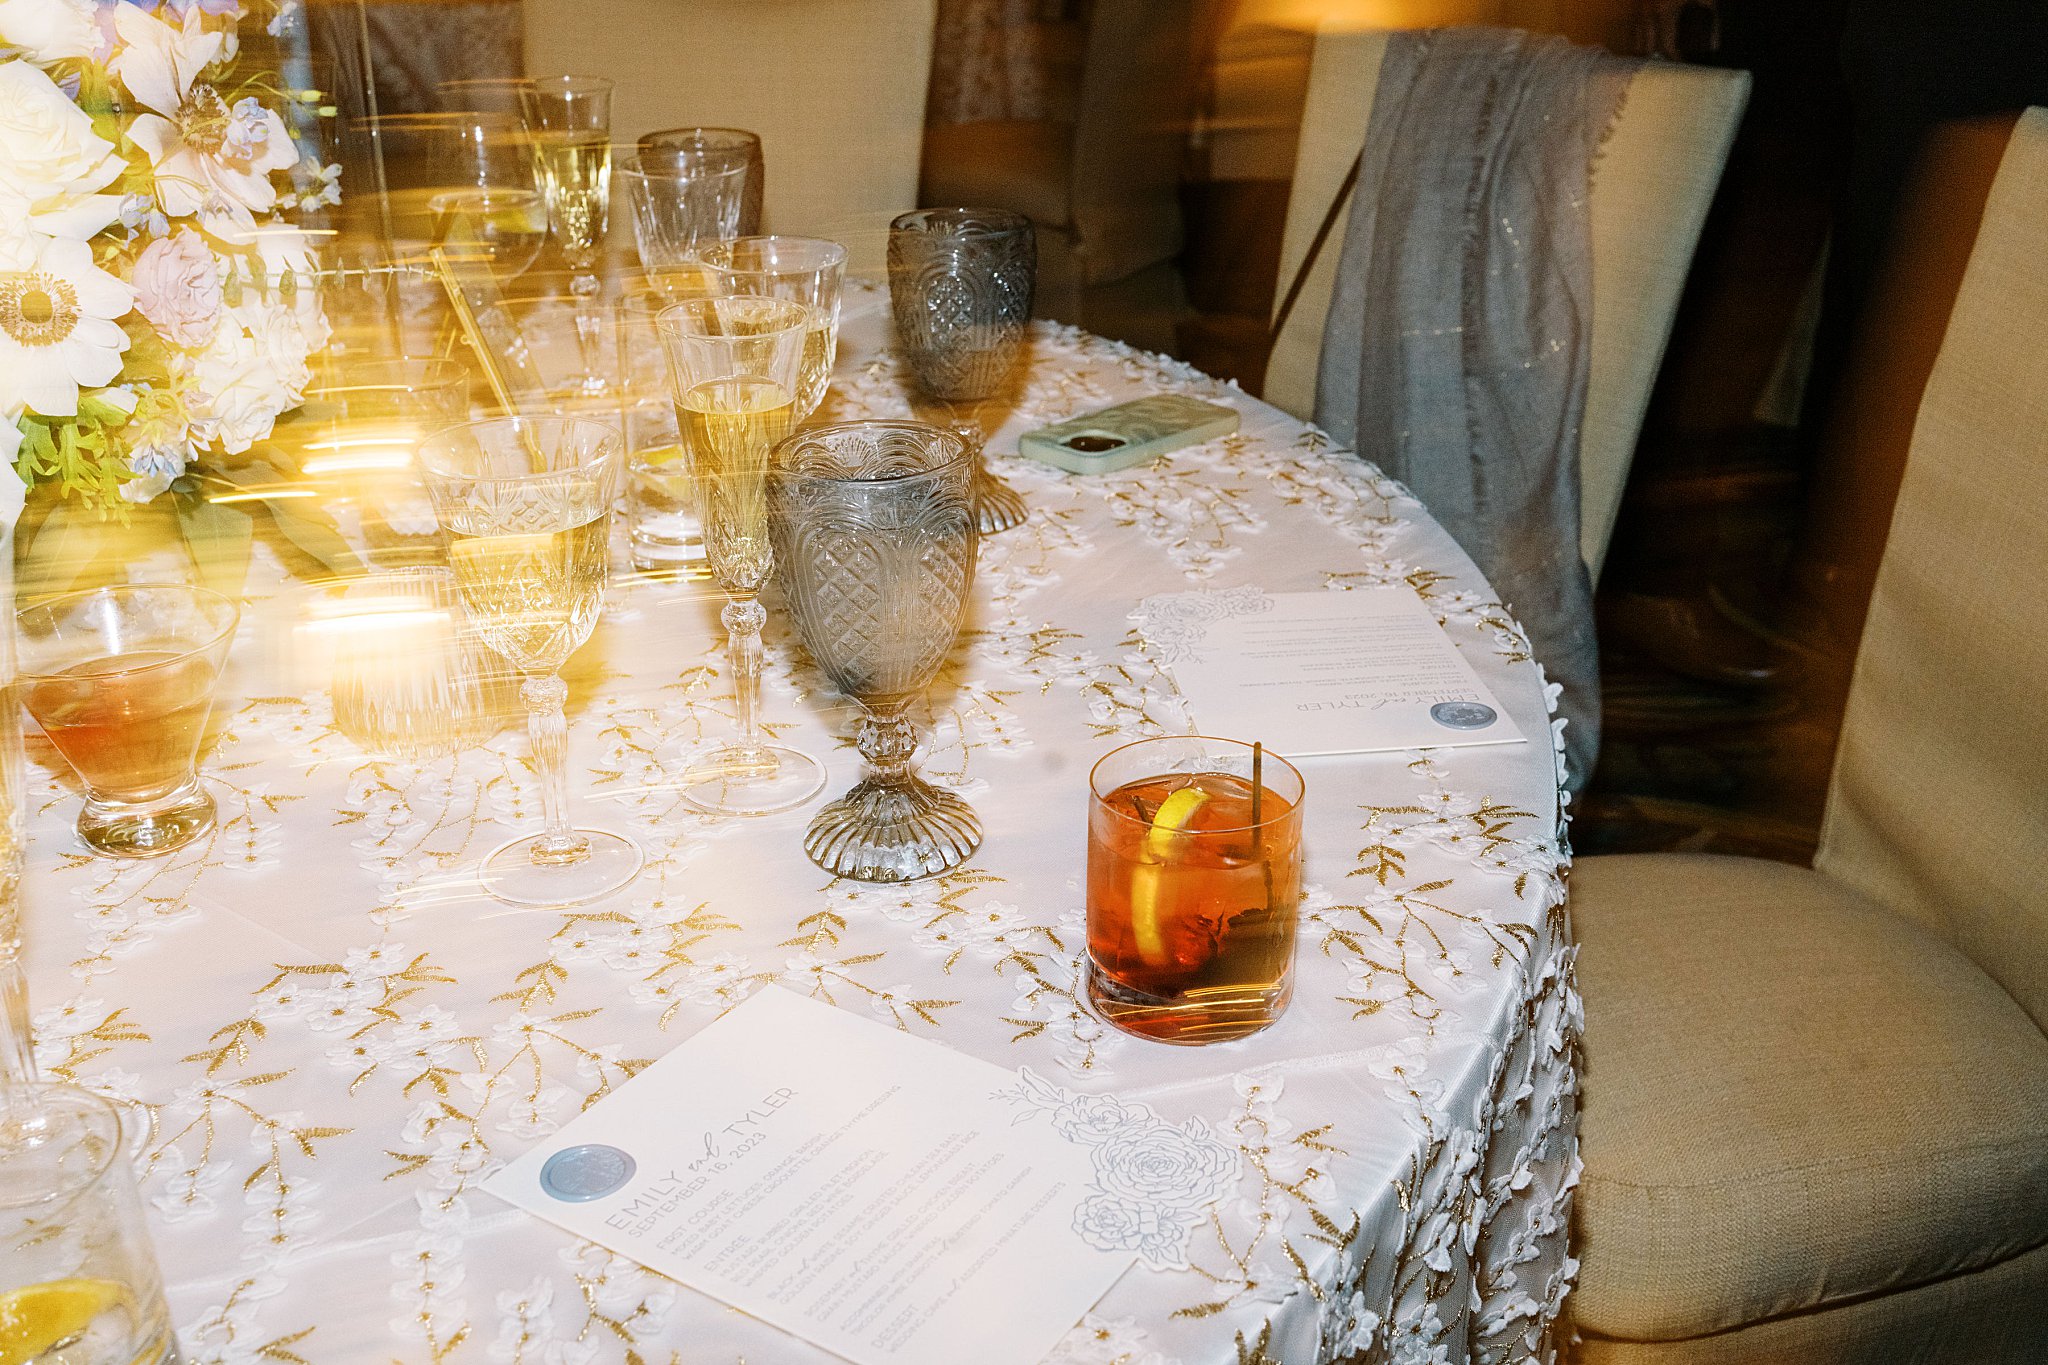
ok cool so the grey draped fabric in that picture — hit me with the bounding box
[1312,28,1637,793]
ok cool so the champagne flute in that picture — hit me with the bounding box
[657,296,826,816]
[417,416,643,906]
[519,76,614,396]
[698,236,847,422]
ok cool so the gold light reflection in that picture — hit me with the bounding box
[291,573,519,762]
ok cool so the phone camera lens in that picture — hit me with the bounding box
[1063,434,1125,453]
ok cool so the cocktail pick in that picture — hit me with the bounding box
[1250,742,1265,847]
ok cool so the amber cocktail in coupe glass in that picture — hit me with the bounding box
[1086,736,1305,1044]
[15,585,240,859]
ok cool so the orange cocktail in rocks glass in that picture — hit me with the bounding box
[1086,736,1304,1044]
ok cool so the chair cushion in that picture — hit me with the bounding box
[1570,852,2048,1343]
[920,120,1074,230]
[1574,1234,2048,1365]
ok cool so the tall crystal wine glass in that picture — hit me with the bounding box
[519,75,613,396]
[615,152,749,273]
[657,296,826,816]
[887,207,1036,534]
[698,236,847,422]
[417,415,642,906]
[770,421,981,881]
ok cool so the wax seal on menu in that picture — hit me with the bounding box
[540,1144,637,1201]
[1430,701,1498,731]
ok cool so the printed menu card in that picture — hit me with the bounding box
[1134,586,1527,758]
[485,988,1139,1365]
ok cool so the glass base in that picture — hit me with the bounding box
[678,744,826,817]
[974,469,1029,535]
[1086,958,1292,1045]
[479,828,643,907]
[802,774,981,883]
[77,781,216,859]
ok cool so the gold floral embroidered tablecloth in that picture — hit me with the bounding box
[23,288,1580,1365]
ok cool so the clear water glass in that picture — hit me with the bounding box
[637,126,764,236]
[0,1084,177,1365]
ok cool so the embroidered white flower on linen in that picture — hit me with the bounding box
[131,227,222,347]
[489,1277,601,1365]
[1383,1301,1455,1365]
[1047,1313,1180,1365]
[1320,1284,1381,1359]
[1004,1068,1239,1270]
[0,0,97,67]
[0,231,132,417]
[911,899,1026,959]
[0,62,124,239]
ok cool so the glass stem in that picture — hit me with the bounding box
[521,674,588,865]
[0,948,36,1089]
[855,707,918,787]
[570,272,604,386]
[723,596,768,761]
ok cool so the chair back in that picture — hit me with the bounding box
[1815,108,2048,1033]
[524,0,937,252]
[1266,27,1747,581]
[1065,0,1212,286]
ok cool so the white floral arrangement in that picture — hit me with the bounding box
[0,0,338,520]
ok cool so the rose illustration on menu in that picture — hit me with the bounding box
[1007,1069,1241,1270]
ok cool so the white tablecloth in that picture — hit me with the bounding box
[23,293,1581,1365]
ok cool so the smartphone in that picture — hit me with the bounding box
[1017,395,1240,474]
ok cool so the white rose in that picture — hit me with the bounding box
[0,62,124,239]
[0,0,96,66]
[181,294,315,454]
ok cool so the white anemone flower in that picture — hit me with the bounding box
[107,1,221,118]
[0,62,124,240]
[0,0,97,66]
[114,5,294,232]
[0,232,134,418]
[128,89,296,232]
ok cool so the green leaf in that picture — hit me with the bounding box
[259,498,363,579]
[178,495,255,599]
[15,499,109,599]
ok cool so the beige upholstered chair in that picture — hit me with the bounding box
[919,0,1215,351]
[1267,28,1748,582]
[523,0,937,257]
[1568,108,2048,1363]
